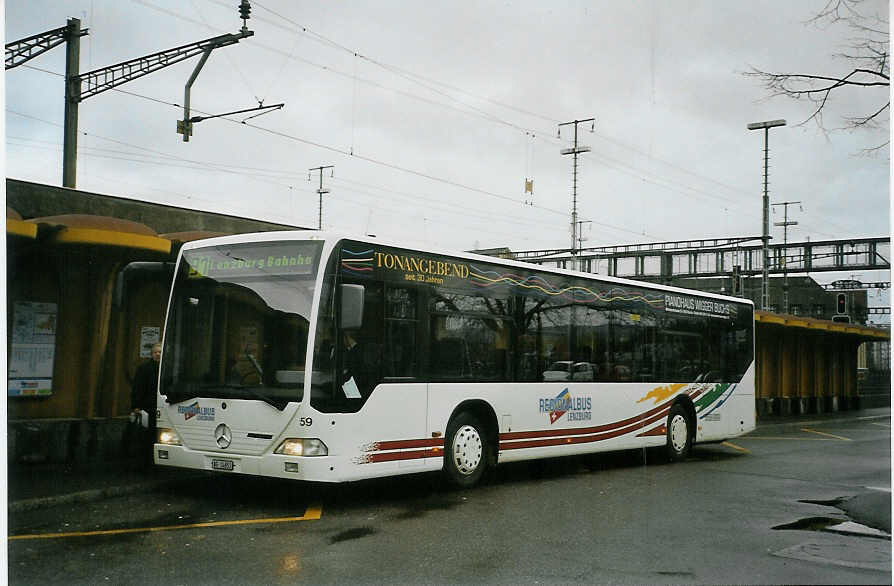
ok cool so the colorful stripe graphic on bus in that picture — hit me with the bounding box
[355,388,708,465]
[695,383,737,420]
[636,381,737,421]
[340,251,723,319]
[540,388,592,423]
[340,248,375,276]
[636,383,688,406]
[352,437,444,464]
[468,265,664,307]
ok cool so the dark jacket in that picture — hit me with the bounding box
[131,359,159,413]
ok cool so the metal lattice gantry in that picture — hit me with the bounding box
[6,5,255,188]
[512,236,890,283]
[5,24,85,70]
[76,32,250,102]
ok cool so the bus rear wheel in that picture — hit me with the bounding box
[444,412,488,488]
[666,403,692,462]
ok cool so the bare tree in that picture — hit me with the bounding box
[746,0,889,153]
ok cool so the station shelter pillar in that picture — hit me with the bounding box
[753,311,887,418]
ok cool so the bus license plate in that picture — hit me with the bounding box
[212,459,234,471]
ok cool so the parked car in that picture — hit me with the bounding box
[571,362,596,381]
[543,361,597,382]
[542,361,573,381]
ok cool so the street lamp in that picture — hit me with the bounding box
[747,119,786,311]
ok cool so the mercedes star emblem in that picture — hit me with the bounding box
[215,423,232,449]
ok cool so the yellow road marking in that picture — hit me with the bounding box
[801,428,852,441]
[9,504,323,541]
[721,441,750,453]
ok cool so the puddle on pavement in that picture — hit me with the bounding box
[329,526,376,544]
[774,498,891,541]
[654,570,696,578]
[774,516,891,541]
[772,496,893,572]
[773,517,844,532]
[798,498,845,507]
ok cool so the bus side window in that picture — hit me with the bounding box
[384,286,418,378]
[428,292,513,381]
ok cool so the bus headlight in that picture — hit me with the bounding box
[275,438,328,457]
[157,428,182,446]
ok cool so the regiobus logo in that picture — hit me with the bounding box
[539,388,592,424]
[178,401,216,422]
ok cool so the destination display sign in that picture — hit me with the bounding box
[186,242,321,279]
[664,294,733,319]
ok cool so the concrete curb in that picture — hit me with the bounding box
[8,475,201,514]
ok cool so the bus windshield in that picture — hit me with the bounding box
[160,240,323,410]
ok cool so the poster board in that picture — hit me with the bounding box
[9,301,58,397]
[140,326,160,358]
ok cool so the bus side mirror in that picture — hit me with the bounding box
[340,284,365,330]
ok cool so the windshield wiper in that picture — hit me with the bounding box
[164,393,195,405]
[164,383,289,411]
[163,387,198,405]
[239,385,288,411]
[202,383,288,411]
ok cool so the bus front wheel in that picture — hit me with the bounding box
[444,412,488,488]
[666,403,692,462]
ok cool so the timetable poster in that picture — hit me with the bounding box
[9,301,58,397]
[140,326,160,358]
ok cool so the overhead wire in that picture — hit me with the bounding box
[42,64,568,227]
[232,115,660,239]
[9,137,599,245]
[13,3,879,244]
[136,0,542,136]
[9,137,562,243]
[330,176,563,232]
[8,128,567,237]
[187,0,255,98]
[329,184,567,246]
[5,68,843,244]
[7,138,307,221]
[150,0,805,225]
[245,0,562,126]
[237,0,866,240]
[585,130,852,238]
[6,111,581,239]
[7,128,647,244]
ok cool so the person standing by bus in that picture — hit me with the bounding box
[130,343,160,464]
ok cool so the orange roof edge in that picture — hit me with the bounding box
[54,227,171,253]
[7,218,38,239]
[755,310,889,339]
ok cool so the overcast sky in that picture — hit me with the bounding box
[5,1,890,296]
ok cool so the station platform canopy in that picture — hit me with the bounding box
[755,310,889,340]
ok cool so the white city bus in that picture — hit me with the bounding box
[155,232,755,487]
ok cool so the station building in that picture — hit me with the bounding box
[6,178,891,467]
